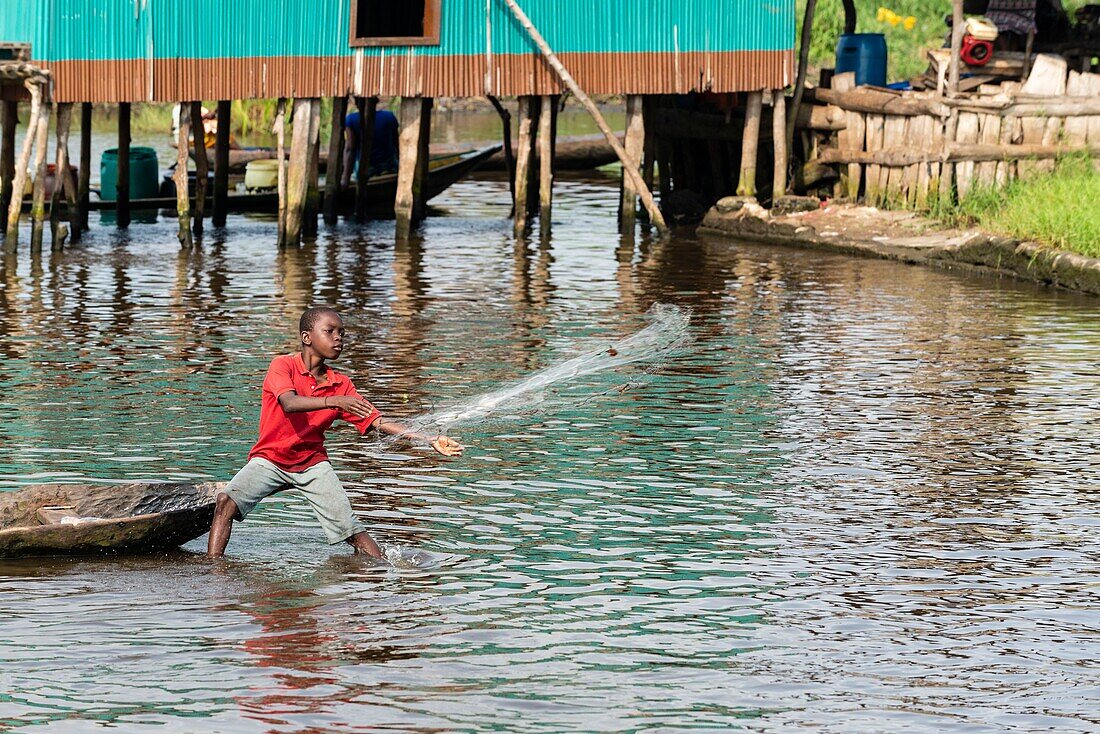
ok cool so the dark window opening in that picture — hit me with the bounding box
[350,0,440,46]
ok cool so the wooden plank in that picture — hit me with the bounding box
[863,113,884,206]
[882,115,906,203]
[975,112,1001,188]
[901,115,920,205]
[915,115,933,208]
[819,141,1100,165]
[954,112,980,198]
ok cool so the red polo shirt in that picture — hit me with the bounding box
[247,353,382,472]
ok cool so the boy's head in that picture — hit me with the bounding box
[299,307,345,359]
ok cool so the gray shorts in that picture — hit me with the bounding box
[221,457,367,544]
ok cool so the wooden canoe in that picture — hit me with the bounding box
[0,481,223,558]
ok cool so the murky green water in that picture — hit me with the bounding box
[1,159,1098,731]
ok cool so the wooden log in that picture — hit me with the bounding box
[274,99,287,248]
[831,72,855,199]
[736,91,763,198]
[863,113,884,205]
[538,94,554,226]
[620,94,644,231]
[284,98,312,246]
[847,109,865,201]
[412,98,432,223]
[322,96,346,226]
[394,96,426,240]
[190,101,209,236]
[947,99,1100,116]
[0,100,15,222]
[75,102,91,238]
[354,97,376,223]
[513,95,536,237]
[487,95,517,216]
[117,102,131,228]
[213,100,230,227]
[501,0,666,232]
[813,87,950,117]
[303,98,321,236]
[50,102,75,251]
[29,99,49,254]
[786,0,818,162]
[772,92,788,197]
[6,83,41,248]
[173,103,193,250]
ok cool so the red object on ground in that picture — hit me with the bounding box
[960,36,993,66]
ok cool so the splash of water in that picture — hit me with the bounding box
[403,303,691,435]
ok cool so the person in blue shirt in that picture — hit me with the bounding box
[341,103,400,187]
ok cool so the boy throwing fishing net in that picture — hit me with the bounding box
[208,307,462,559]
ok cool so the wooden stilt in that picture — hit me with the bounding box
[0,100,16,221]
[117,102,131,228]
[513,96,537,237]
[772,91,788,198]
[640,96,656,223]
[355,97,376,222]
[29,99,50,254]
[487,95,517,215]
[5,83,41,249]
[538,95,555,228]
[284,98,313,246]
[395,97,426,239]
[736,91,763,198]
[75,102,91,238]
[620,94,645,232]
[173,103,193,249]
[412,98,432,222]
[213,100,230,227]
[190,101,208,236]
[787,0,818,163]
[323,96,347,226]
[303,98,322,237]
[50,103,76,251]
[274,99,287,248]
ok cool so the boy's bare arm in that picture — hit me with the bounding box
[375,419,463,456]
[278,391,374,417]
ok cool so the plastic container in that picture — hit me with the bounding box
[835,33,888,87]
[244,158,282,191]
[99,147,160,201]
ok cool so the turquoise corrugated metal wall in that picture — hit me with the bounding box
[7,0,792,62]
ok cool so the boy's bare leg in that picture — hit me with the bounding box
[347,531,383,558]
[207,493,239,557]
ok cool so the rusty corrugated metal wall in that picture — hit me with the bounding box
[7,0,793,102]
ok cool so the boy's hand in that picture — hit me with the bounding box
[327,396,374,418]
[430,435,463,456]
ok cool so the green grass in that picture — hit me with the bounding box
[930,157,1100,257]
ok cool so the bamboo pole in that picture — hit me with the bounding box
[394,96,425,240]
[6,83,41,248]
[736,91,763,198]
[355,97,376,222]
[117,102,131,228]
[50,102,75,251]
[75,102,91,238]
[274,98,287,248]
[173,102,193,249]
[284,98,312,246]
[213,100,230,227]
[190,101,208,236]
[538,94,554,226]
[786,0,817,167]
[0,100,16,221]
[513,96,536,237]
[323,95,347,226]
[501,0,666,232]
[29,99,50,254]
[620,94,645,232]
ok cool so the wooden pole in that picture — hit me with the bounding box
[213,100,230,226]
[736,91,763,198]
[355,96,376,222]
[772,91,788,198]
[322,95,347,225]
[538,94,554,227]
[487,95,517,216]
[173,102,193,249]
[274,98,287,248]
[117,102,131,228]
[513,96,536,237]
[501,0,666,232]
[620,94,645,232]
[0,100,16,222]
[29,99,50,254]
[786,0,817,167]
[394,97,426,239]
[284,98,312,246]
[190,101,209,236]
[6,82,41,248]
[948,0,964,97]
[75,102,91,237]
[50,102,75,251]
[303,98,322,236]
[412,98,432,222]
[640,96,656,223]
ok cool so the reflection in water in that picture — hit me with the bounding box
[0,173,1098,731]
